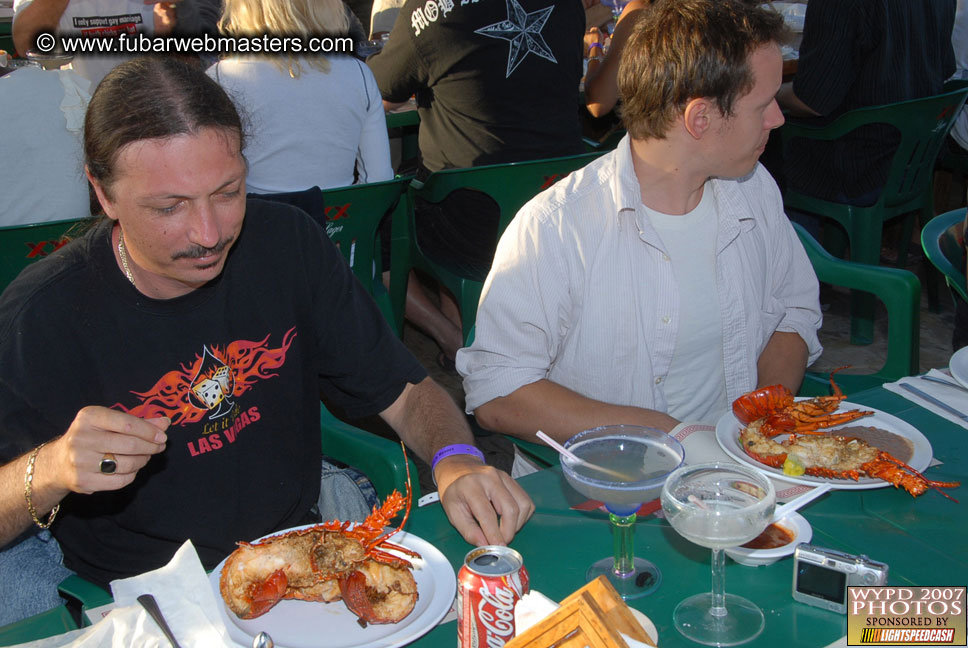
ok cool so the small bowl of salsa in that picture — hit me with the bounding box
[725,511,812,566]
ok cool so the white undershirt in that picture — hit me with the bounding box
[647,186,728,424]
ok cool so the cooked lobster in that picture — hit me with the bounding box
[733,370,960,500]
[732,367,873,436]
[219,449,419,624]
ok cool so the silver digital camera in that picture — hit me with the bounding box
[793,543,889,613]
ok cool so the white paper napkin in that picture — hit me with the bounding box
[883,369,968,431]
[13,541,235,648]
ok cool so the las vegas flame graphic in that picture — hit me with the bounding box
[114,328,296,425]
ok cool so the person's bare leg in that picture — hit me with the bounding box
[383,271,462,361]
[439,287,462,331]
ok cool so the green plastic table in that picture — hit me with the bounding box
[404,387,968,647]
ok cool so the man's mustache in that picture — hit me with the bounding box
[171,236,235,260]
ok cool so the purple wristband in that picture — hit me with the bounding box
[431,444,485,473]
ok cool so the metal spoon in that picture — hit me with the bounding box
[136,594,183,648]
[252,631,275,648]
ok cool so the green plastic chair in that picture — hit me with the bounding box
[56,401,420,625]
[391,152,606,344]
[0,605,78,646]
[794,223,921,396]
[254,177,412,336]
[921,208,968,306]
[0,218,87,295]
[780,85,968,345]
[319,177,412,336]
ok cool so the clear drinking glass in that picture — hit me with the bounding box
[561,425,685,600]
[660,462,776,646]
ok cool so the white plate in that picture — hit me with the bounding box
[715,401,933,489]
[209,528,456,648]
[948,346,968,389]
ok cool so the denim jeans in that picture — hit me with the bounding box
[315,457,380,523]
[0,460,378,626]
[0,528,73,626]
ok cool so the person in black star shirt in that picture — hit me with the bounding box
[367,0,586,366]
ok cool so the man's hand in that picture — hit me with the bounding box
[0,406,170,547]
[48,406,169,494]
[380,378,535,545]
[434,455,534,546]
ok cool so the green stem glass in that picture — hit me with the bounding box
[610,512,637,577]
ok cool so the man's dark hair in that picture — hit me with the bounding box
[618,0,788,141]
[85,57,245,202]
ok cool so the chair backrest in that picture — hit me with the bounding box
[922,208,968,303]
[411,151,606,241]
[254,178,410,282]
[793,223,920,393]
[782,86,968,211]
[317,177,411,281]
[253,178,412,334]
[0,218,86,295]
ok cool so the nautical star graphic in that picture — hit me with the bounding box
[475,0,556,78]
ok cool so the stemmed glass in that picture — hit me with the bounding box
[660,463,776,646]
[560,425,685,600]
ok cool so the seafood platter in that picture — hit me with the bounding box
[717,370,960,499]
[208,474,456,648]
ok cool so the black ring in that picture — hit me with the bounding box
[99,454,117,474]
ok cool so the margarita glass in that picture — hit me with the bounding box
[561,425,685,600]
[661,462,776,646]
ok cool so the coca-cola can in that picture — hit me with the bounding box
[457,545,530,648]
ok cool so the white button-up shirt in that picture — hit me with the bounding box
[457,136,823,421]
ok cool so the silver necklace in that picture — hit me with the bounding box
[117,229,135,286]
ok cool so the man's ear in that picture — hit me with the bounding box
[85,167,115,220]
[682,97,713,140]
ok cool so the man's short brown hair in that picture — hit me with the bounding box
[617,0,787,141]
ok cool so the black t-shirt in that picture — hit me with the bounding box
[367,0,586,172]
[0,200,426,587]
[784,0,956,203]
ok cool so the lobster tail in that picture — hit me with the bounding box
[862,453,961,502]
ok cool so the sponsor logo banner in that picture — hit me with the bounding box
[848,587,966,646]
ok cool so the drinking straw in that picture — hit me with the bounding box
[536,430,633,480]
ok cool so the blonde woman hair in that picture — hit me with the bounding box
[219,0,351,75]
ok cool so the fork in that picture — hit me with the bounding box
[137,594,183,648]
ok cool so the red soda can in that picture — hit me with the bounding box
[457,545,530,648]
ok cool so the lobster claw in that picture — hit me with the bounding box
[338,563,419,626]
[732,384,795,425]
[339,570,382,626]
[242,569,289,619]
